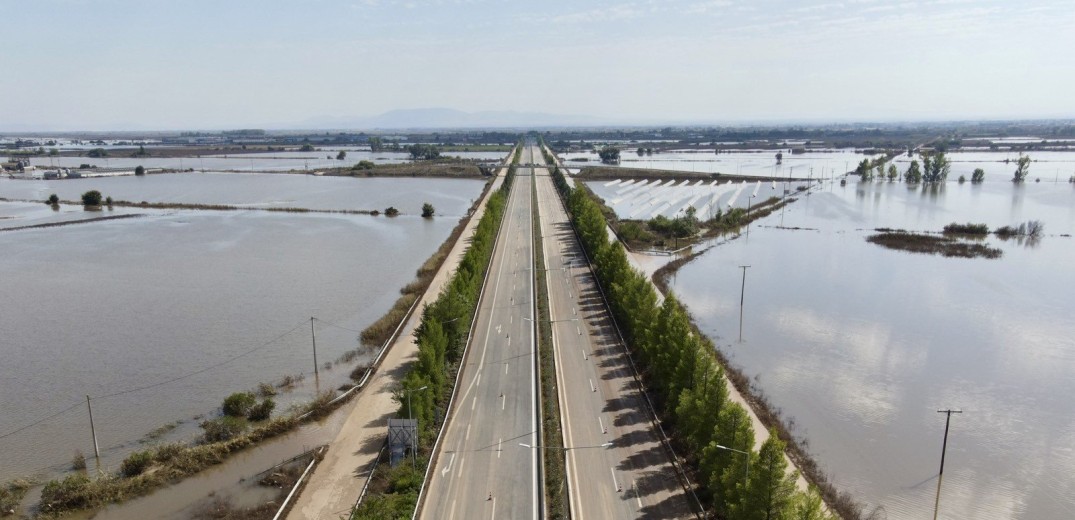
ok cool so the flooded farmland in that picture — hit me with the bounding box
[0,175,485,485]
[647,179,1075,519]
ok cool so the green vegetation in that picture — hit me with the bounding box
[352,160,375,171]
[972,168,985,183]
[921,152,951,183]
[299,144,315,152]
[549,164,836,519]
[384,206,400,217]
[71,450,86,470]
[247,398,275,421]
[904,160,922,184]
[86,148,108,158]
[130,145,148,157]
[407,144,441,161]
[421,203,435,218]
[201,416,248,442]
[943,222,989,235]
[222,392,256,417]
[47,193,60,205]
[887,163,898,181]
[337,150,347,160]
[352,146,519,519]
[81,190,102,207]
[867,231,1002,259]
[1,479,34,515]
[120,451,153,477]
[1013,153,1031,182]
[134,165,145,176]
[996,220,1044,238]
[597,145,620,164]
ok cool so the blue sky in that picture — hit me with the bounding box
[1,0,1073,129]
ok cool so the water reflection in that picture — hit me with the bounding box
[664,181,1075,519]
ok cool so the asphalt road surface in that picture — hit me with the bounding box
[418,143,540,520]
[533,150,697,520]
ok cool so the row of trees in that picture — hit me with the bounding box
[548,161,832,519]
[863,152,1035,184]
[407,144,441,161]
[353,148,519,518]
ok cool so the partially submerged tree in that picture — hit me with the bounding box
[1012,154,1031,182]
[921,152,950,183]
[597,146,620,164]
[905,160,922,183]
[972,168,985,183]
[135,165,145,176]
[81,190,102,207]
[421,203,435,218]
[337,150,347,160]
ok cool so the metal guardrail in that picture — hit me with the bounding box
[272,446,326,520]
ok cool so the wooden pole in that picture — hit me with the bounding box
[934,409,962,520]
[86,395,100,460]
[738,265,750,342]
[310,317,319,377]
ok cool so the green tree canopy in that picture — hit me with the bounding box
[1013,154,1031,182]
[81,190,102,207]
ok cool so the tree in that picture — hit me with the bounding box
[337,150,347,160]
[597,146,620,164]
[105,196,113,207]
[887,164,898,181]
[134,165,145,176]
[368,136,384,152]
[300,143,314,152]
[905,160,922,183]
[421,203,435,218]
[47,193,60,205]
[86,148,108,158]
[637,147,645,156]
[407,144,440,161]
[81,190,102,207]
[385,206,400,217]
[791,487,835,520]
[775,152,783,165]
[921,152,950,183]
[972,168,985,183]
[1012,154,1030,182]
[732,430,798,520]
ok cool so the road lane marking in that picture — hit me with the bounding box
[583,350,587,360]
[599,416,606,434]
[442,453,456,477]
[449,500,457,520]
[589,378,596,392]
[458,457,465,478]
[466,424,472,441]
[472,396,477,410]
[490,497,496,519]
[611,467,621,492]
[476,372,481,387]
[498,438,502,458]
[633,479,642,507]
[505,362,509,374]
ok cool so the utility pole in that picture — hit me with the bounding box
[86,395,100,461]
[934,409,962,520]
[738,265,750,342]
[310,317,319,377]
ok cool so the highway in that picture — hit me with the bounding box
[418,143,540,520]
[533,150,698,519]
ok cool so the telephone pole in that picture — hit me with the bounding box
[86,395,100,461]
[934,409,962,520]
[738,265,750,342]
[310,317,319,377]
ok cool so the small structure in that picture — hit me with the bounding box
[387,418,417,467]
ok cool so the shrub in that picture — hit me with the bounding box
[81,190,102,207]
[201,416,248,443]
[47,193,60,205]
[72,450,86,470]
[257,382,277,397]
[39,473,94,511]
[222,392,256,417]
[120,450,153,477]
[352,160,375,170]
[247,399,275,421]
[385,207,400,217]
[421,203,435,218]
[942,222,989,235]
[135,165,145,176]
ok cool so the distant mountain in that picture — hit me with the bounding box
[293,108,611,130]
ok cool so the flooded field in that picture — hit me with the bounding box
[1,172,483,216]
[564,149,862,178]
[663,180,1075,519]
[584,178,800,220]
[0,177,484,484]
[20,149,506,173]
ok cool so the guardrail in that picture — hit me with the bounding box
[272,445,326,520]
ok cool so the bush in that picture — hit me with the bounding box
[943,222,989,235]
[352,160,375,171]
[72,450,86,470]
[200,416,248,443]
[120,450,153,477]
[39,474,93,511]
[385,207,400,217]
[247,398,275,421]
[222,392,256,417]
[257,382,277,397]
[135,165,145,176]
[47,193,60,205]
[421,203,435,218]
[81,190,102,207]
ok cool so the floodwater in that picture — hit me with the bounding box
[0,176,485,484]
[585,178,802,220]
[21,150,506,173]
[563,149,863,178]
[1,172,483,216]
[663,179,1075,519]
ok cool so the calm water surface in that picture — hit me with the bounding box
[664,180,1075,519]
[0,177,484,482]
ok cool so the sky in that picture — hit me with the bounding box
[1,0,1073,130]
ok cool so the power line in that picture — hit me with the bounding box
[312,316,364,335]
[0,401,83,440]
[95,318,310,400]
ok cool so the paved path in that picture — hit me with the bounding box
[287,152,512,520]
